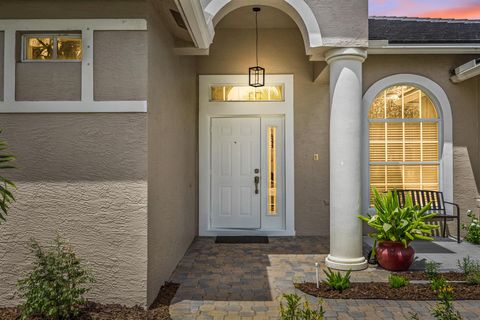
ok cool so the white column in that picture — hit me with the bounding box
[325,48,368,271]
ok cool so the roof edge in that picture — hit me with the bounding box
[369,16,480,24]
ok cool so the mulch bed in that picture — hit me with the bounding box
[395,271,466,281]
[0,282,179,320]
[295,282,480,300]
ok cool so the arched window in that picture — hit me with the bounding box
[368,85,440,204]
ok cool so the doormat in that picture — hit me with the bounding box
[215,236,269,244]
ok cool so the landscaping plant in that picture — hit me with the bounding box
[462,210,480,244]
[0,129,15,224]
[17,236,94,320]
[457,256,479,275]
[323,268,351,292]
[279,293,324,320]
[425,261,441,280]
[358,188,439,250]
[457,256,480,285]
[431,284,463,320]
[430,276,447,292]
[388,274,409,288]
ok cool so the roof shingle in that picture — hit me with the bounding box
[369,17,480,44]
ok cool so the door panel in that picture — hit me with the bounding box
[211,118,261,229]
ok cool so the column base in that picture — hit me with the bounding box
[325,255,368,271]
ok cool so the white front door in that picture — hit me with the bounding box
[199,75,295,236]
[211,117,261,229]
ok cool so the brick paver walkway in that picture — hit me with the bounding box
[169,237,480,319]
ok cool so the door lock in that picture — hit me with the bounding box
[254,168,260,174]
[254,176,260,194]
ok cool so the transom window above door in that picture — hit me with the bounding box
[210,84,284,102]
[368,85,440,204]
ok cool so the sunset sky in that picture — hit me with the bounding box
[369,0,480,19]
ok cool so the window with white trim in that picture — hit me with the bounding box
[22,33,82,62]
[368,85,440,204]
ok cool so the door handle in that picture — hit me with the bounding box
[254,176,260,194]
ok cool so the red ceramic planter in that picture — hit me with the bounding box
[376,241,415,271]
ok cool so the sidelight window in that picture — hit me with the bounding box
[267,126,278,215]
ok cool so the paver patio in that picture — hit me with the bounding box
[168,237,480,319]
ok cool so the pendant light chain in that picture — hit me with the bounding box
[255,8,259,66]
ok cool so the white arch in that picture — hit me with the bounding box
[203,0,323,54]
[362,74,454,210]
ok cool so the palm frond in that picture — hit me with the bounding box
[0,130,16,225]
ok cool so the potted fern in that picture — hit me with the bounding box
[358,189,438,271]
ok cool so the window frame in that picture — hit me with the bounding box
[368,87,441,202]
[362,74,453,213]
[21,33,83,63]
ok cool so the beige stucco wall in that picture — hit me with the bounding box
[0,0,147,19]
[364,54,480,234]
[16,63,82,101]
[94,31,148,101]
[197,27,330,236]
[0,0,150,308]
[146,2,198,305]
[0,114,148,307]
[304,0,368,47]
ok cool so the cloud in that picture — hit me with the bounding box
[418,4,480,19]
[370,0,480,19]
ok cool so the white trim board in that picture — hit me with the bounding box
[0,19,147,113]
[198,75,295,236]
[362,74,454,211]
[0,101,147,113]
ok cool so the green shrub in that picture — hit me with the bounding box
[17,236,94,320]
[457,256,480,285]
[323,268,351,292]
[280,293,324,320]
[466,272,480,285]
[425,261,441,280]
[388,275,409,288]
[431,284,462,320]
[462,210,480,245]
[457,256,480,275]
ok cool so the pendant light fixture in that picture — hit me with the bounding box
[249,7,265,87]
